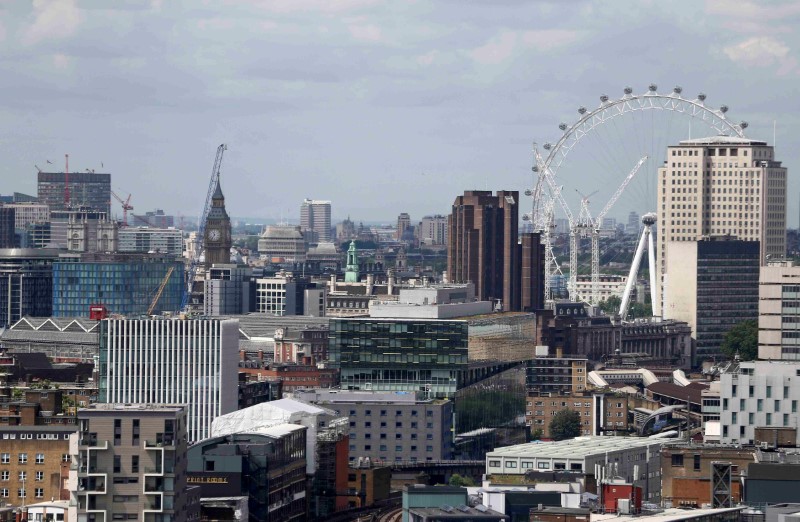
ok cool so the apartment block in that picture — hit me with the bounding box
[759,263,800,361]
[525,356,589,395]
[70,403,196,520]
[99,317,239,442]
[525,392,628,437]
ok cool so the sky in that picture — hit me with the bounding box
[0,0,798,226]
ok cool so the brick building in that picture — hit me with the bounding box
[525,392,629,437]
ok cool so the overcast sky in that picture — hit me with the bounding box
[0,0,798,225]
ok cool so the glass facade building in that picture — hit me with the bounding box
[328,318,468,398]
[37,171,111,214]
[52,255,184,317]
[0,249,62,327]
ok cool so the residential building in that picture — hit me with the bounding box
[328,318,468,398]
[187,425,308,522]
[525,392,629,437]
[525,356,589,395]
[300,199,332,243]
[485,434,670,503]
[573,275,628,304]
[52,253,184,317]
[418,215,448,246]
[0,389,76,427]
[660,443,754,508]
[204,264,255,316]
[239,363,338,393]
[663,239,759,363]
[258,224,306,263]
[0,425,76,504]
[70,403,195,520]
[37,171,111,214]
[293,389,455,464]
[98,317,239,442]
[759,263,800,360]
[255,271,325,316]
[0,249,60,327]
[117,226,183,256]
[720,360,800,446]
[203,178,232,269]
[657,136,786,314]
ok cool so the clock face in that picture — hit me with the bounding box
[208,228,221,241]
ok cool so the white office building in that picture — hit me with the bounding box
[300,199,332,243]
[117,226,184,256]
[759,263,800,361]
[98,317,239,442]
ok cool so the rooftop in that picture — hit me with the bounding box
[678,136,767,145]
[487,434,672,460]
[592,507,744,522]
[80,403,185,414]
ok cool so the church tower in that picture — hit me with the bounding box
[204,179,232,269]
[344,240,360,283]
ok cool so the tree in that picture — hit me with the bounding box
[549,409,581,441]
[531,428,544,441]
[448,474,476,487]
[12,388,23,400]
[721,319,758,361]
[598,296,622,316]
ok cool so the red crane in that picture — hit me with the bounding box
[110,190,133,226]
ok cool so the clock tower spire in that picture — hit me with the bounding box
[204,178,232,269]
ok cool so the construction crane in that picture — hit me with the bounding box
[110,190,133,226]
[148,266,175,315]
[181,143,227,311]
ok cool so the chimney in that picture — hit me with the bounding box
[388,269,395,295]
[366,274,374,295]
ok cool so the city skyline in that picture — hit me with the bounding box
[0,2,797,225]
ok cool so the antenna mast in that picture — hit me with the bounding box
[64,154,70,206]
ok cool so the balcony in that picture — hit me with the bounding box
[144,436,176,449]
[77,476,107,495]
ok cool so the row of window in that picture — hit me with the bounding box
[0,453,48,464]
[488,460,583,471]
[1,470,46,481]
[349,444,435,453]
[349,421,435,429]
[0,488,45,499]
[350,432,434,440]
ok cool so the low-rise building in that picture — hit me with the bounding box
[525,391,629,437]
[525,356,589,395]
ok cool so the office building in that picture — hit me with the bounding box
[300,198,332,243]
[188,424,308,522]
[485,434,669,503]
[258,224,306,263]
[37,171,111,214]
[626,211,641,235]
[52,253,184,317]
[203,179,232,269]
[525,391,628,437]
[98,317,239,441]
[0,249,60,327]
[0,207,15,247]
[657,136,787,313]
[204,264,254,316]
[0,425,77,504]
[118,226,183,256]
[70,403,195,520]
[369,283,493,319]
[328,318,468,398]
[720,360,800,446]
[293,389,455,464]
[255,270,325,316]
[132,209,174,228]
[397,212,411,240]
[448,191,544,312]
[759,263,800,360]
[418,215,448,246]
[4,202,49,230]
[664,239,759,362]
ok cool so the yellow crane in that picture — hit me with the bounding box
[148,266,175,316]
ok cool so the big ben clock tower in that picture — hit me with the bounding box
[204,179,232,269]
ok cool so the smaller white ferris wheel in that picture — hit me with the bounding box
[526,84,749,307]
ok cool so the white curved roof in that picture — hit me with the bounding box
[679,136,766,145]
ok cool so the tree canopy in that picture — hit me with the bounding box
[549,409,581,441]
[720,319,758,361]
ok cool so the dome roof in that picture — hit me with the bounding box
[261,224,304,239]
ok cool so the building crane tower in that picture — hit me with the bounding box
[181,143,227,311]
[110,190,133,227]
[148,266,175,316]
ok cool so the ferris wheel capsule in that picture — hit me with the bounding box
[559,123,567,131]
[673,86,682,94]
[524,189,533,196]
[720,105,729,114]
[741,121,749,129]
[624,86,633,95]
[648,83,658,92]
[543,143,552,150]
[578,107,587,115]
[532,166,539,172]
[698,93,706,101]
[522,214,531,222]
[600,94,609,103]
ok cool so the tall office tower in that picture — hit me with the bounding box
[71,403,196,520]
[657,137,787,313]
[0,207,14,247]
[98,317,239,441]
[300,199,332,243]
[664,239,760,363]
[204,179,232,269]
[396,212,411,240]
[520,232,546,312]
[418,215,448,245]
[0,248,59,327]
[37,171,111,214]
[626,211,641,235]
[447,190,519,311]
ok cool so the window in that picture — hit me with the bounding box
[426,434,433,440]
[0,454,8,464]
[35,453,44,464]
[732,412,737,424]
[767,413,772,425]
[365,422,371,428]
[489,460,501,468]
[0,489,6,498]
[395,445,402,452]
[113,456,121,473]
[537,462,550,469]
[671,454,684,467]
[757,399,763,411]
[505,461,517,468]
[395,422,402,428]
[0,471,8,481]
[114,419,122,446]
[784,414,790,427]
[426,446,433,452]
[18,453,27,464]
[131,455,139,474]
[749,386,754,397]
[380,445,387,451]
[767,386,772,398]
[132,419,140,446]
[693,455,701,471]
[35,488,43,498]
[205,460,215,471]
[35,471,43,481]
[16,488,25,499]
[62,454,71,463]
[521,461,533,469]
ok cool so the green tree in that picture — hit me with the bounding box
[12,388,23,400]
[448,474,476,487]
[721,319,758,361]
[530,428,544,441]
[549,409,581,441]
[598,296,621,316]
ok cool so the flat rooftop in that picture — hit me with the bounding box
[592,507,744,522]
[487,434,671,460]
